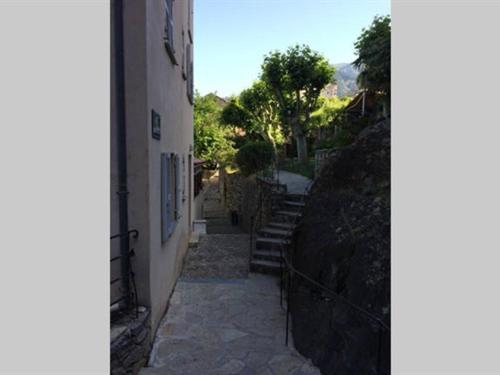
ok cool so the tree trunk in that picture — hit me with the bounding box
[295,133,308,166]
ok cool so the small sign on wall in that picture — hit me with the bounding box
[152,109,161,140]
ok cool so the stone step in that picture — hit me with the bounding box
[252,249,281,261]
[275,210,302,218]
[283,193,307,202]
[256,237,290,250]
[258,227,291,238]
[283,200,305,208]
[267,222,296,231]
[249,259,281,275]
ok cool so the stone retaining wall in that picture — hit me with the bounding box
[111,308,151,375]
[221,172,274,233]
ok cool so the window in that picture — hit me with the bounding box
[181,30,187,80]
[186,43,193,104]
[164,0,176,64]
[187,0,193,43]
[182,154,186,202]
[161,152,181,241]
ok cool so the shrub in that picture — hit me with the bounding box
[235,141,275,176]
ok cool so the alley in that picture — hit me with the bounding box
[140,176,319,375]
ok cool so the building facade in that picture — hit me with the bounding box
[111,0,194,369]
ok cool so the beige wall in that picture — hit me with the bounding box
[118,0,194,334]
[110,2,121,302]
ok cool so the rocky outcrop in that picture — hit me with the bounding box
[290,119,390,374]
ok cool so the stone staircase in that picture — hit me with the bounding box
[250,193,306,275]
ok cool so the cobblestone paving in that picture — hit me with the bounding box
[140,275,320,375]
[139,173,320,375]
[181,234,250,279]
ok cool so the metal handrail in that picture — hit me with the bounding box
[274,180,390,341]
[110,229,139,240]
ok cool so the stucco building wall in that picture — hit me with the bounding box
[116,0,194,336]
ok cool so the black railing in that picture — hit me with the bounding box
[110,229,139,317]
[274,182,390,374]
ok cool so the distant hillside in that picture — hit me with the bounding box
[333,63,359,97]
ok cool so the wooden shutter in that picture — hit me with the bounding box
[175,154,182,219]
[161,153,170,242]
[182,155,186,202]
[186,44,193,104]
[164,0,176,62]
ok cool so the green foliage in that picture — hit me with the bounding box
[261,44,335,164]
[235,141,275,176]
[280,158,315,179]
[353,15,391,95]
[220,81,284,148]
[311,96,351,129]
[193,92,235,169]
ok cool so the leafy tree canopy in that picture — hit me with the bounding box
[353,15,391,95]
[193,91,235,169]
[220,80,284,149]
[261,44,335,164]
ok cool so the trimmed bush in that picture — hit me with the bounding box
[235,141,275,176]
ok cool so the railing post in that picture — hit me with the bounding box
[377,323,383,375]
[279,246,283,309]
[285,266,291,346]
[249,215,254,266]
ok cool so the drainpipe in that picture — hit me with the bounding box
[114,0,130,309]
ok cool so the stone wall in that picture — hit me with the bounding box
[111,308,151,375]
[221,172,274,233]
[290,120,390,375]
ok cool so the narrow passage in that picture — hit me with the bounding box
[140,176,319,375]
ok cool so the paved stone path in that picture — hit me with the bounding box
[139,173,320,375]
[140,275,320,375]
[181,234,250,279]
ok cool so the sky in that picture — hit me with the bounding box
[194,0,390,98]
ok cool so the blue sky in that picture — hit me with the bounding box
[194,0,390,98]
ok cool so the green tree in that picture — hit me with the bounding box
[193,92,235,169]
[353,15,391,115]
[235,141,275,176]
[261,44,335,165]
[310,96,352,129]
[220,81,284,152]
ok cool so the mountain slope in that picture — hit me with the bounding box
[333,63,359,97]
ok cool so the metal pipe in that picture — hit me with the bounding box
[114,0,130,309]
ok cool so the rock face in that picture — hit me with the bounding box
[290,119,390,374]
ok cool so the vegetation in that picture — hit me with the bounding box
[279,158,315,180]
[220,81,284,152]
[261,44,335,165]
[310,96,351,130]
[235,141,275,176]
[353,15,391,115]
[193,92,235,169]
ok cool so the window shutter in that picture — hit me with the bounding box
[174,154,180,219]
[182,155,186,202]
[161,153,170,242]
